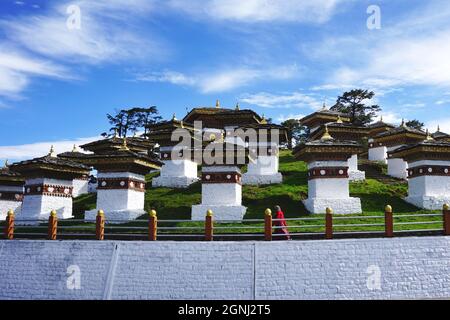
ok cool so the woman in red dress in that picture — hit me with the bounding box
[273,205,291,240]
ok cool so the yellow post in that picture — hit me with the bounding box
[149,209,157,241]
[264,209,272,241]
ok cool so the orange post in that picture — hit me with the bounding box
[443,204,450,236]
[264,208,272,241]
[385,205,394,238]
[5,210,15,240]
[96,210,105,240]
[325,207,333,239]
[149,210,157,241]
[47,210,58,240]
[205,210,213,241]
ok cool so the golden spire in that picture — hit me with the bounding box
[260,114,267,124]
[215,100,220,108]
[336,115,343,124]
[72,144,78,153]
[321,125,333,141]
[425,129,434,141]
[321,102,327,110]
[172,113,177,121]
[120,137,130,151]
[235,102,240,111]
[48,145,56,157]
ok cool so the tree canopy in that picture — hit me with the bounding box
[405,119,424,131]
[330,89,381,125]
[103,106,161,138]
[281,119,309,149]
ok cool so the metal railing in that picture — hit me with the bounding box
[2,204,450,241]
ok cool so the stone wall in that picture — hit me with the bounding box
[1,237,450,300]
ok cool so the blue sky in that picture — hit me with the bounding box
[0,0,450,161]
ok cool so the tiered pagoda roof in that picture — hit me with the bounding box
[299,106,351,129]
[389,139,450,162]
[81,141,162,175]
[367,117,396,137]
[146,115,196,147]
[10,147,91,179]
[294,128,363,162]
[432,126,450,142]
[0,160,24,185]
[309,120,369,142]
[80,135,155,155]
[369,122,426,148]
[183,101,263,128]
[235,123,289,144]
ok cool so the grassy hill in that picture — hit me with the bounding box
[73,150,441,234]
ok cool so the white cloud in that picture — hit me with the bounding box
[0,136,100,162]
[134,64,300,93]
[240,91,324,110]
[1,1,160,64]
[0,48,70,98]
[276,113,306,122]
[167,0,351,23]
[426,118,450,134]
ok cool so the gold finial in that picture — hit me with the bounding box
[149,209,157,217]
[401,118,406,127]
[321,125,333,141]
[114,128,119,138]
[7,209,14,217]
[72,144,78,153]
[425,129,434,141]
[216,100,220,108]
[206,209,213,217]
[385,205,393,213]
[321,102,327,110]
[260,114,267,124]
[326,207,333,214]
[265,208,272,216]
[48,145,56,157]
[172,113,177,121]
[50,210,57,217]
[120,137,130,151]
[209,133,216,141]
[235,102,240,111]
[97,210,105,217]
[444,204,449,211]
[336,115,343,124]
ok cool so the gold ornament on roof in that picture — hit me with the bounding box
[401,119,406,127]
[114,128,119,138]
[172,113,177,121]
[260,114,267,124]
[321,125,333,141]
[321,102,327,110]
[235,102,240,111]
[425,129,434,141]
[48,145,56,157]
[120,137,130,151]
[72,144,78,153]
[215,100,220,108]
[336,115,343,124]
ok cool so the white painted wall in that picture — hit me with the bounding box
[3,237,450,300]
[72,179,89,198]
[388,158,408,179]
[0,201,21,220]
[369,146,387,163]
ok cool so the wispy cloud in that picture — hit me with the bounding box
[134,64,301,93]
[240,91,324,110]
[0,136,100,162]
[167,0,352,24]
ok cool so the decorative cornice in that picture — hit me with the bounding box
[24,184,73,198]
[0,191,23,202]
[97,178,146,192]
[202,171,242,185]
[408,165,450,179]
[307,167,349,180]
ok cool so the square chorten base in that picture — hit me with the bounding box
[242,173,282,185]
[303,197,362,214]
[191,205,247,221]
[152,176,199,188]
[85,209,146,224]
[349,170,366,182]
[405,196,450,210]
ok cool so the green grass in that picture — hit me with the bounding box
[11,150,443,237]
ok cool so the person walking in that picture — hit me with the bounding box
[273,205,291,240]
